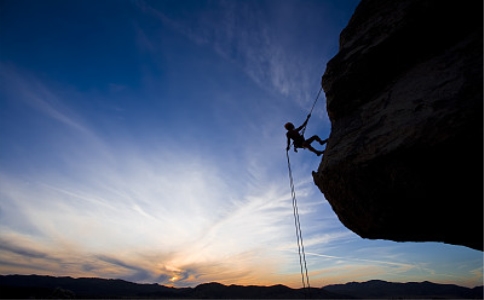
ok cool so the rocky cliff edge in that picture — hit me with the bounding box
[313,0,483,251]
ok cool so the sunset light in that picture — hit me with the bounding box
[0,0,482,291]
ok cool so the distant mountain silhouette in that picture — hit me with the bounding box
[190,282,350,299]
[0,275,188,299]
[0,275,482,299]
[0,275,346,299]
[324,279,483,299]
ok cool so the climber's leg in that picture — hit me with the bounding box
[303,138,324,156]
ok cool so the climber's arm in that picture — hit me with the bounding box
[295,114,311,132]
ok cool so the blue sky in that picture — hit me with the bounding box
[0,0,482,288]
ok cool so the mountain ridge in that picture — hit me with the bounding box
[1,274,482,299]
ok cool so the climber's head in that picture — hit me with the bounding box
[284,122,295,130]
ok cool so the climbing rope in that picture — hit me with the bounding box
[300,85,323,136]
[285,83,324,295]
[286,150,311,293]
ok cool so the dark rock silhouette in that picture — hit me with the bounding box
[313,0,483,250]
[191,282,338,299]
[0,275,348,299]
[0,275,187,299]
[324,280,483,299]
[1,275,482,299]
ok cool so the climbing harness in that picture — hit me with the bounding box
[285,84,324,295]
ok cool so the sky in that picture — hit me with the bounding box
[0,0,482,289]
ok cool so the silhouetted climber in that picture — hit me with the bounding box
[285,114,328,156]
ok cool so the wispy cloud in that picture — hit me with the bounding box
[2,62,481,290]
[1,3,481,289]
[0,236,50,260]
[0,64,90,135]
[0,166,300,285]
[136,0,327,112]
[0,68,304,285]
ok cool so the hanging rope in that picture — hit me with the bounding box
[284,83,324,296]
[286,150,311,294]
[300,85,323,136]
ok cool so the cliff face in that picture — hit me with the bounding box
[313,0,483,251]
